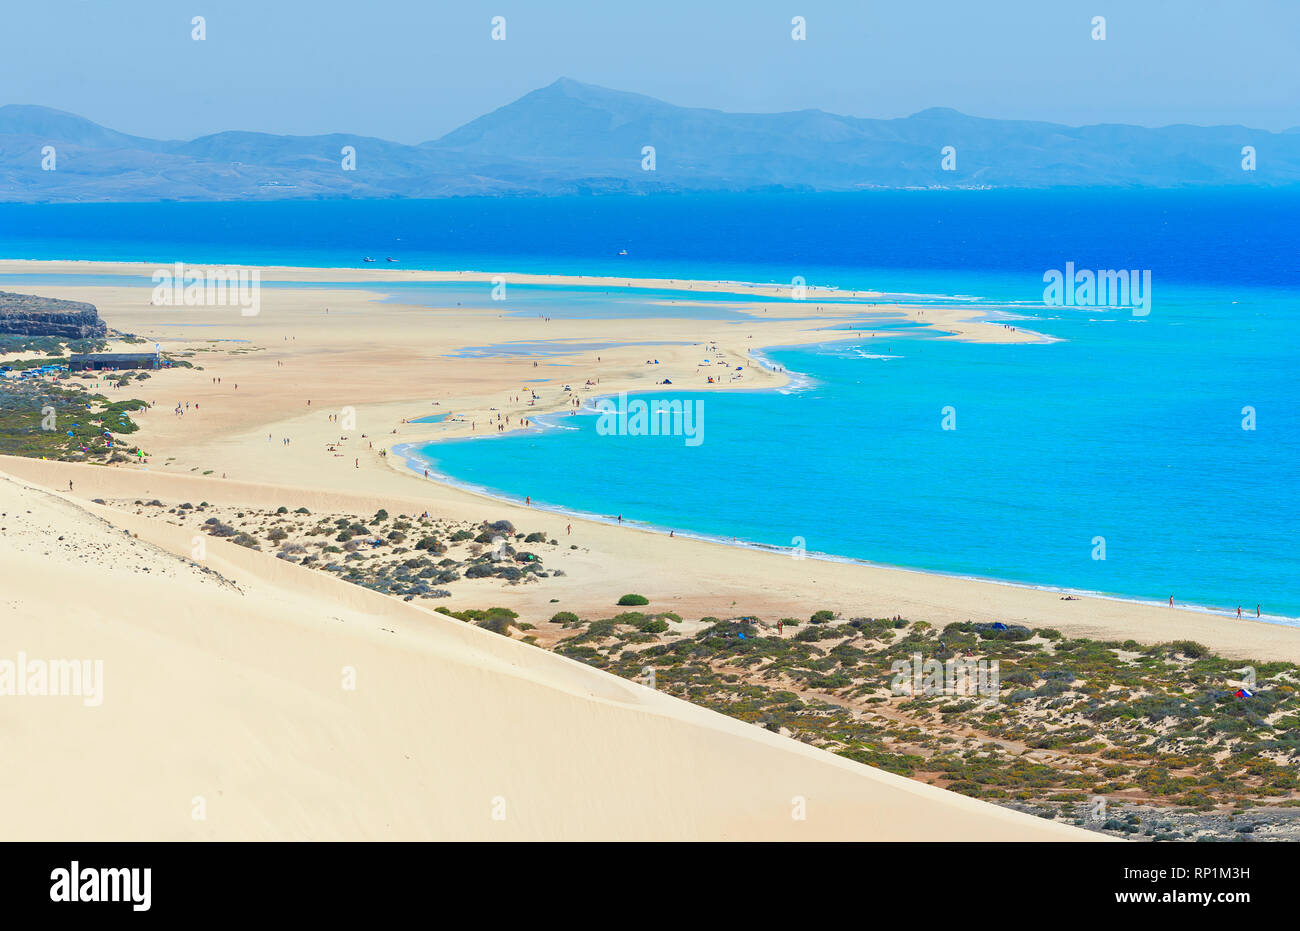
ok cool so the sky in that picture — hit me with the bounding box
[4,0,1298,143]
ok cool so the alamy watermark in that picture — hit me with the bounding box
[50,861,150,911]
[890,652,1000,702]
[1043,261,1151,316]
[151,262,260,316]
[0,652,103,706]
[595,392,704,446]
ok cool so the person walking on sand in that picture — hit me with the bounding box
[566,524,571,535]
[525,496,530,506]
[617,514,622,525]
[355,459,359,468]
[1237,605,1242,618]
[1257,604,1261,617]
[68,480,73,492]
[778,620,784,635]
[1169,595,1174,607]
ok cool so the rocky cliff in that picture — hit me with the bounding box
[0,291,107,339]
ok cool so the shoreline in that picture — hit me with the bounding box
[391,434,1300,630]
[381,326,1289,627]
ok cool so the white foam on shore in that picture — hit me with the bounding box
[747,347,816,392]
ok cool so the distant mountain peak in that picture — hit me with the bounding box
[3,82,1299,202]
[908,106,969,119]
[545,76,589,92]
[522,77,677,110]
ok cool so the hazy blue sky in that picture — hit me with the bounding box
[5,0,1297,142]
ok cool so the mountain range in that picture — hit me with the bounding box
[2,78,1298,201]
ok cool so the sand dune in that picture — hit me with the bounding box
[6,260,1277,840]
[0,467,1093,840]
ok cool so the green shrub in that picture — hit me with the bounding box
[476,615,513,636]
[617,593,649,606]
[1168,640,1209,659]
[810,610,835,624]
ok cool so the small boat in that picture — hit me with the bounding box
[363,257,376,263]
[386,257,398,263]
[618,249,628,256]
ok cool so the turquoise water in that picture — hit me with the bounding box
[3,192,1297,620]
[403,276,1299,621]
[408,413,450,424]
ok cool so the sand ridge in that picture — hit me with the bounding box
[0,468,1095,840]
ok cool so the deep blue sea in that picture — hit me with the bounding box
[2,191,1296,620]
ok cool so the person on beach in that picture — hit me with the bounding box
[566,524,571,535]
[1237,606,1242,617]
[525,496,530,506]
[67,480,73,491]
[1257,605,1261,617]
[617,515,622,525]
